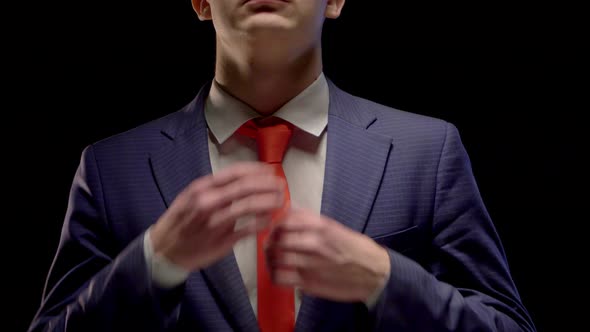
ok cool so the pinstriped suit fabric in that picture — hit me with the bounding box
[29,80,535,332]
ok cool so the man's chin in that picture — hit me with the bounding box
[240,13,295,32]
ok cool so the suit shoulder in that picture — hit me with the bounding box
[349,94,450,139]
[90,112,173,151]
[87,99,197,160]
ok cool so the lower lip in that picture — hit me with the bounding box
[246,0,287,5]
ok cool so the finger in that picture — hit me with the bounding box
[273,209,325,233]
[168,163,275,231]
[176,198,232,233]
[204,226,256,260]
[271,268,304,287]
[264,212,308,246]
[202,173,284,211]
[208,215,272,244]
[184,162,274,195]
[207,192,283,228]
[266,231,326,256]
[267,250,323,270]
[227,226,257,244]
[209,226,254,254]
[219,173,285,203]
[187,174,285,231]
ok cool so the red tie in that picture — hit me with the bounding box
[238,117,295,332]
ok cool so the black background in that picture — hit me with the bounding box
[9,1,586,331]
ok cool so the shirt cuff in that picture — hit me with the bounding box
[364,271,389,309]
[143,228,190,289]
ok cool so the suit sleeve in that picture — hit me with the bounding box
[370,123,536,332]
[29,145,183,332]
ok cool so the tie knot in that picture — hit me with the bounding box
[237,117,294,163]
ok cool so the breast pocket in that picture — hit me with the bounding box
[371,225,422,254]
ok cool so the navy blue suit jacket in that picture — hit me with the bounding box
[30,80,536,331]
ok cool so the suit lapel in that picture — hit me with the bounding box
[149,80,393,332]
[150,84,259,332]
[295,81,394,332]
[320,117,393,232]
[321,80,394,236]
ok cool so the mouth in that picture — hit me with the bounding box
[242,0,290,13]
[242,0,290,5]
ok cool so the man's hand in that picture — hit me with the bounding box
[265,208,391,303]
[150,162,284,272]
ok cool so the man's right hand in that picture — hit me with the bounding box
[150,162,284,272]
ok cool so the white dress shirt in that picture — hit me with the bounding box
[144,73,383,318]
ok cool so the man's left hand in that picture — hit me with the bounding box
[265,208,391,303]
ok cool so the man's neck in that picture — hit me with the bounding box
[214,44,323,116]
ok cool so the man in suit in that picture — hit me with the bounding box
[30,0,536,331]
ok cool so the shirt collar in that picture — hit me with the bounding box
[205,73,329,144]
